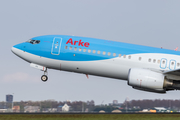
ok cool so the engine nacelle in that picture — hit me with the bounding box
[128,68,180,93]
[128,68,165,91]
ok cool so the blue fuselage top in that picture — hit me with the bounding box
[13,35,180,61]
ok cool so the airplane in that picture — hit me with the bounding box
[11,35,180,93]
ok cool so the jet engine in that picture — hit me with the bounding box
[128,68,180,93]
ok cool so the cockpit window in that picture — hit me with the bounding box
[26,40,40,44]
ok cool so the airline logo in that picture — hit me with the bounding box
[66,38,90,47]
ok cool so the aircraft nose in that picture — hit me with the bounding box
[11,46,20,56]
[11,44,22,55]
[11,46,16,54]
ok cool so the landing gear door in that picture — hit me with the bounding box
[51,37,62,55]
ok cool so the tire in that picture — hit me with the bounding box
[41,75,48,82]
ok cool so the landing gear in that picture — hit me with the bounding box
[41,70,48,82]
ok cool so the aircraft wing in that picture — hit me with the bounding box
[163,69,180,76]
[144,68,180,80]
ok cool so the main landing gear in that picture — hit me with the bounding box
[41,70,48,82]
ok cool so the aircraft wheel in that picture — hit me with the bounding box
[41,75,48,82]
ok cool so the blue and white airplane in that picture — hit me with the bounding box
[11,35,180,93]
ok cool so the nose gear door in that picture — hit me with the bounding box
[51,37,62,55]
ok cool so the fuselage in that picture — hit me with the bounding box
[12,35,180,81]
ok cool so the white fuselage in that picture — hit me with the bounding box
[12,47,180,80]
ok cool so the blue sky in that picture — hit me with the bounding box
[1,0,180,105]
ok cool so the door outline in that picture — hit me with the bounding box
[169,59,176,70]
[160,58,167,69]
[51,37,62,55]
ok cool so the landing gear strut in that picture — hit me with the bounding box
[41,70,48,82]
[30,63,48,82]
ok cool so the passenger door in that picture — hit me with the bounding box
[51,37,62,55]
[169,60,176,70]
[160,58,167,69]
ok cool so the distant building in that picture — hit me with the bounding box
[13,106,20,112]
[112,109,122,113]
[154,107,170,112]
[42,108,57,112]
[113,100,118,105]
[0,109,7,113]
[99,110,105,113]
[141,109,150,112]
[62,104,70,112]
[149,109,156,113]
[6,95,13,103]
[0,105,7,113]
[57,104,70,112]
[0,105,7,109]
[141,107,170,113]
[24,106,40,113]
[57,106,63,112]
[85,108,89,112]
[109,100,122,107]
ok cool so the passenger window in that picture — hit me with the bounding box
[119,54,121,57]
[74,47,77,51]
[148,58,151,62]
[79,48,82,52]
[113,53,116,56]
[83,49,86,52]
[97,51,100,54]
[88,49,91,53]
[108,52,111,56]
[177,63,180,67]
[123,55,126,58]
[139,57,142,61]
[128,56,131,59]
[69,46,72,50]
[158,60,160,64]
[103,52,106,55]
[93,50,96,53]
[171,62,174,65]
[65,46,68,49]
[153,59,156,63]
[162,60,165,64]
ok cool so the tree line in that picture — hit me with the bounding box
[1,99,180,112]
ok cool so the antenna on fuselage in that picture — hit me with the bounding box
[86,74,89,79]
[174,47,178,51]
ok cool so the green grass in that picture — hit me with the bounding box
[0,114,180,120]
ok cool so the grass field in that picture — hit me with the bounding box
[0,114,180,120]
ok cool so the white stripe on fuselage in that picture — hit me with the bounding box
[12,47,180,80]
